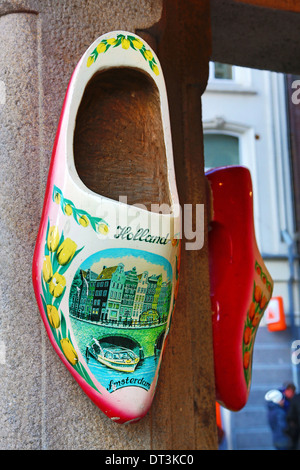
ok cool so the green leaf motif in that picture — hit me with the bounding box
[86,34,160,76]
[52,185,109,236]
[39,217,101,395]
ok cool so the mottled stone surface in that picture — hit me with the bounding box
[0,0,217,450]
[211,0,300,74]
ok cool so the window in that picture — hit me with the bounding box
[207,62,252,89]
[204,133,239,170]
[214,62,233,80]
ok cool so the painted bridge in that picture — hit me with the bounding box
[70,316,168,359]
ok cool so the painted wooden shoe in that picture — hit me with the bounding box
[32,32,181,423]
[206,166,273,411]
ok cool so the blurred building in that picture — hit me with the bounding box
[202,63,299,330]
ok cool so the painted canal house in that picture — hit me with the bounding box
[69,270,82,315]
[92,263,126,322]
[132,271,149,324]
[143,274,159,313]
[69,263,172,327]
[152,274,162,312]
[69,269,97,320]
[105,263,126,322]
[119,266,139,323]
[157,280,172,323]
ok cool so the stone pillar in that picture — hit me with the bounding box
[0,11,44,450]
[0,0,217,449]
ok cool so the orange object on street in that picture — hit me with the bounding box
[265,296,287,332]
[216,402,222,429]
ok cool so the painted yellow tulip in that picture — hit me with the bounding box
[47,226,60,252]
[79,215,89,227]
[87,56,94,67]
[107,38,117,45]
[60,338,78,365]
[42,255,53,283]
[46,305,60,329]
[152,64,159,76]
[98,223,109,235]
[54,192,61,204]
[96,42,106,54]
[144,50,153,61]
[132,38,143,49]
[121,37,130,49]
[49,272,66,297]
[56,238,77,265]
[64,204,73,216]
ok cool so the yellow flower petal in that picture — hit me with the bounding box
[64,204,73,216]
[42,255,53,283]
[107,38,117,45]
[144,50,153,61]
[87,56,94,67]
[98,223,109,235]
[49,272,66,298]
[121,38,130,49]
[152,64,159,76]
[47,226,60,252]
[132,38,143,49]
[56,238,77,266]
[79,215,89,227]
[46,305,60,329]
[60,338,78,365]
[96,42,106,54]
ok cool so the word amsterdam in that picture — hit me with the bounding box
[107,377,151,392]
[114,225,169,244]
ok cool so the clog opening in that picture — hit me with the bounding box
[74,67,172,213]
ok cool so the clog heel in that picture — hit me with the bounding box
[206,166,273,411]
[32,32,181,423]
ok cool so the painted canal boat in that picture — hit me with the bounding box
[88,339,139,373]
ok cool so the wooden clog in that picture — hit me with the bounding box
[32,32,181,423]
[206,166,273,411]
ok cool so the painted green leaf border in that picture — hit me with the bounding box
[87,33,160,75]
[52,185,109,235]
[242,260,273,387]
[40,218,101,394]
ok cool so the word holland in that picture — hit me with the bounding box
[107,376,151,392]
[105,454,194,466]
[114,225,169,245]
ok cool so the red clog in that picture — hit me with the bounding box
[206,166,274,411]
